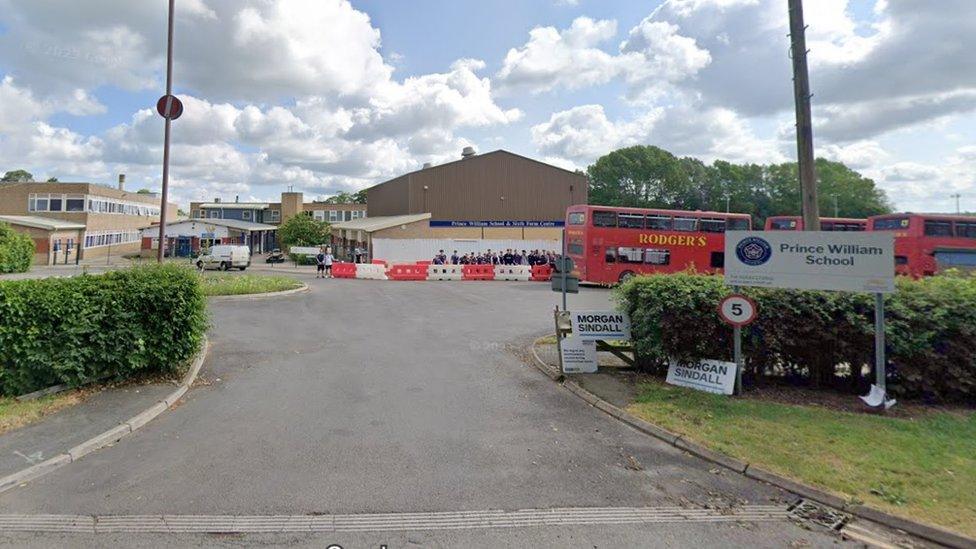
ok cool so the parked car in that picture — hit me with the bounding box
[265,249,285,264]
[197,245,251,271]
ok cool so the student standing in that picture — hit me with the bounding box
[315,247,327,279]
[324,248,334,278]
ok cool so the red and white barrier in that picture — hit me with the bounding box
[356,263,388,280]
[427,264,463,281]
[387,264,428,281]
[494,265,532,281]
[462,264,495,281]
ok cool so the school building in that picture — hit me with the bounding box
[331,149,587,262]
[0,177,177,265]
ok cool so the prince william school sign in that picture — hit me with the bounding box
[724,231,895,293]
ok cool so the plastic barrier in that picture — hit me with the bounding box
[531,264,553,282]
[356,263,388,280]
[332,262,357,278]
[387,264,428,281]
[462,264,495,281]
[371,259,387,266]
[427,264,463,281]
[416,260,432,266]
[494,265,532,281]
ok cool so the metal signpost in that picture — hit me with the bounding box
[717,293,758,394]
[155,0,180,263]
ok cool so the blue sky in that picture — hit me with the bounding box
[0,0,974,213]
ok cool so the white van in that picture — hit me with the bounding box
[196,245,251,271]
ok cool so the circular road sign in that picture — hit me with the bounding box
[156,94,184,120]
[718,294,758,327]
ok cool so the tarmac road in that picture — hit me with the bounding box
[0,276,848,547]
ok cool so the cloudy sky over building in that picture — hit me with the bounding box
[0,0,973,211]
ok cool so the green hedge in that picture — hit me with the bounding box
[614,272,976,402]
[0,221,35,274]
[0,264,208,396]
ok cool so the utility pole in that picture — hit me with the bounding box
[156,0,176,262]
[788,0,820,231]
[831,194,839,218]
[951,193,961,214]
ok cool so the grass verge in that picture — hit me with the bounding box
[201,273,303,296]
[0,391,88,435]
[627,381,976,537]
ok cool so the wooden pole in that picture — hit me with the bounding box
[788,0,820,231]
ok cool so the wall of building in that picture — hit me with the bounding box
[371,222,561,241]
[372,238,562,264]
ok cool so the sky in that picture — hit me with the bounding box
[0,0,974,212]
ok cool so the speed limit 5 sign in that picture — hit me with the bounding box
[718,294,758,327]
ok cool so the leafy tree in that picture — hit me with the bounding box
[46,177,58,182]
[587,146,690,208]
[1,170,34,182]
[0,221,35,273]
[137,188,152,194]
[277,213,330,250]
[321,190,367,204]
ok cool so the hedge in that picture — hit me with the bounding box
[0,221,35,274]
[613,271,976,402]
[0,264,208,396]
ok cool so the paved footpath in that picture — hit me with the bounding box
[0,278,851,547]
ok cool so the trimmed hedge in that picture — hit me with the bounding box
[614,272,976,402]
[0,221,35,274]
[0,264,208,396]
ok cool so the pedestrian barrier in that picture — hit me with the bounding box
[332,262,357,278]
[494,265,532,281]
[416,260,432,266]
[462,264,495,281]
[427,264,463,281]
[387,264,428,281]
[531,264,553,282]
[371,259,387,266]
[356,263,388,280]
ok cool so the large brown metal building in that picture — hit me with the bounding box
[332,149,588,262]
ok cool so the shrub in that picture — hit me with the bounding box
[0,264,208,396]
[0,221,35,274]
[614,272,976,402]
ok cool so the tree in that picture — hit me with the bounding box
[587,146,690,208]
[0,221,35,273]
[46,177,58,182]
[1,170,33,182]
[277,213,330,250]
[321,190,367,204]
[137,188,152,194]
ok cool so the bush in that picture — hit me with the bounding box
[0,264,208,396]
[0,221,35,274]
[614,272,976,402]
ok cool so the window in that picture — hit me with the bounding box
[49,196,63,211]
[28,196,36,212]
[673,217,698,231]
[328,210,339,222]
[700,218,725,233]
[644,249,670,265]
[617,247,643,263]
[209,210,221,219]
[710,252,724,269]
[269,210,280,222]
[351,210,363,219]
[895,256,908,265]
[617,213,644,229]
[769,219,797,230]
[956,222,976,238]
[344,210,352,221]
[241,210,252,220]
[65,195,85,212]
[592,210,617,227]
[312,210,326,221]
[821,222,835,231]
[872,217,909,231]
[195,210,204,218]
[646,216,673,231]
[83,230,141,248]
[567,242,584,255]
[924,220,953,236]
[36,196,49,211]
[568,212,585,225]
[727,218,750,231]
[604,248,617,263]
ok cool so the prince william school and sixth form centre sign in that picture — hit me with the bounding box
[724,231,895,294]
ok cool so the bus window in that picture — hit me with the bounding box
[956,221,976,238]
[710,252,724,268]
[644,249,670,265]
[568,212,586,225]
[604,248,617,263]
[674,217,698,231]
[924,220,953,236]
[618,213,644,229]
[895,256,908,265]
[646,216,673,231]
[568,242,584,255]
[617,247,643,263]
[727,218,750,231]
[821,222,835,231]
[593,211,617,228]
[873,217,909,230]
[700,218,725,233]
[836,223,864,231]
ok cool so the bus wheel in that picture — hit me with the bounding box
[618,271,635,284]
[221,262,230,271]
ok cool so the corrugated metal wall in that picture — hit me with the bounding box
[373,238,561,264]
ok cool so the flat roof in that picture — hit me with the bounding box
[0,215,86,231]
[198,203,270,209]
[332,213,431,233]
[158,218,277,232]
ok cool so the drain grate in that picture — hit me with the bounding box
[788,499,850,531]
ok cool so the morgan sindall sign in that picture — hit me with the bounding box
[724,231,894,294]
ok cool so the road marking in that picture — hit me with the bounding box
[0,506,789,534]
[12,451,43,465]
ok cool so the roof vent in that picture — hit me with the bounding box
[118,174,126,191]
[214,197,221,203]
[423,162,433,169]
[461,146,476,158]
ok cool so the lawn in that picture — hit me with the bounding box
[627,382,976,537]
[201,273,304,296]
[0,391,88,435]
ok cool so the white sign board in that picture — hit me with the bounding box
[571,311,632,341]
[666,360,737,395]
[290,246,327,255]
[724,231,894,293]
[560,337,597,374]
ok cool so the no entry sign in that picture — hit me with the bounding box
[156,94,183,120]
[718,294,757,327]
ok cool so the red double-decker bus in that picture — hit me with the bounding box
[565,205,752,284]
[868,213,976,276]
[765,216,867,231]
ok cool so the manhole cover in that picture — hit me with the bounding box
[788,499,850,531]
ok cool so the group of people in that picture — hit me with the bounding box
[431,249,558,267]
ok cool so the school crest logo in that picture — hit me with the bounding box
[735,237,772,266]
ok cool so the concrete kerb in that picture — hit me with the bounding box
[206,282,309,302]
[528,336,976,549]
[0,336,210,496]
